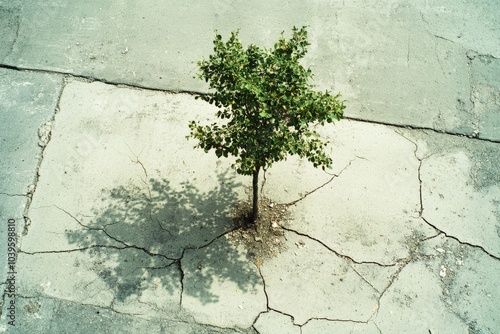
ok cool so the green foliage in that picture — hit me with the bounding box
[188,26,345,176]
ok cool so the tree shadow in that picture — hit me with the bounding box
[66,169,261,305]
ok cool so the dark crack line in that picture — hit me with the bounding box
[252,267,271,330]
[178,259,184,307]
[2,63,498,144]
[19,245,129,255]
[54,205,176,261]
[369,257,412,322]
[350,266,381,294]
[0,192,27,197]
[422,217,500,261]
[395,131,500,261]
[301,317,370,326]
[283,158,357,206]
[0,63,203,97]
[22,75,67,236]
[344,116,500,144]
[283,227,396,267]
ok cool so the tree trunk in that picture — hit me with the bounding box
[251,166,260,223]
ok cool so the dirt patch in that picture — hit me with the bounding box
[226,195,290,265]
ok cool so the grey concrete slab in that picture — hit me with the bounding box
[373,234,500,333]
[263,120,436,265]
[0,195,25,308]
[260,231,380,325]
[253,311,300,334]
[2,295,250,334]
[1,1,498,133]
[301,319,381,334]
[13,79,262,331]
[182,240,266,329]
[0,68,62,195]
[399,129,500,258]
[470,54,500,141]
[416,0,500,58]
[2,67,498,332]
[329,2,475,134]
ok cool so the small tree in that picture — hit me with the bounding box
[188,27,345,222]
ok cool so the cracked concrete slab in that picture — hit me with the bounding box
[0,68,62,195]
[399,129,500,258]
[301,319,381,334]
[12,79,262,330]
[416,0,500,58]
[264,120,436,265]
[1,2,499,332]
[373,234,500,333]
[260,231,380,325]
[3,295,248,334]
[470,54,500,141]
[182,239,266,329]
[330,2,475,134]
[253,310,300,334]
[1,1,498,134]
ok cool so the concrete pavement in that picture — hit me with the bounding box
[1,1,499,333]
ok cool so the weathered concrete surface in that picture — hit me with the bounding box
[470,55,500,141]
[0,68,62,195]
[373,235,499,333]
[1,78,498,332]
[0,1,499,332]
[263,120,436,265]
[182,240,266,328]
[3,296,248,334]
[260,231,380,325]
[253,311,300,334]
[399,128,500,258]
[9,80,259,331]
[0,0,498,136]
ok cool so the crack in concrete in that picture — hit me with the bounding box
[22,75,68,237]
[0,192,27,197]
[283,158,357,206]
[177,259,185,307]
[395,131,499,262]
[422,217,499,261]
[54,205,177,261]
[251,267,270,330]
[345,116,500,144]
[283,227,396,268]
[1,63,498,144]
[0,63,203,97]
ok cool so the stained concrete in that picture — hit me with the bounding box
[0,0,499,136]
[1,1,499,333]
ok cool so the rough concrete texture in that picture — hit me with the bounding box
[0,0,499,333]
[0,0,499,138]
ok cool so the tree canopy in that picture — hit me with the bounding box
[189,26,345,176]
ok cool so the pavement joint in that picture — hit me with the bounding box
[2,62,498,145]
[21,75,67,237]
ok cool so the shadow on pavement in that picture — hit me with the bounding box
[66,169,261,305]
